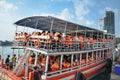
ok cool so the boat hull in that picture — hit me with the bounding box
[45,60,106,80]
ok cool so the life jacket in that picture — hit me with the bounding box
[90,38,93,44]
[41,58,46,67]
[11,56,16,62]
[28,57,35,64]
[81,59,86,65]
[62,62,70,68]
[65,36,72,48]
[51,63,59,71]
[97,55,101,60]
[73,62,78,66]
[66,62,70,68]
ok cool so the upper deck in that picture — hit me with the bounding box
[13,16,115,53]
[14,16,100,33]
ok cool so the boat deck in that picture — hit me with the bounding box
[0,68,22,80]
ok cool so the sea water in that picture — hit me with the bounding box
[0,46,24,62]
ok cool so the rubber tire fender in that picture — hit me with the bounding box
[106,58,112,73]
[75,72,86,80]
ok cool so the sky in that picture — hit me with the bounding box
[0,0,120,41]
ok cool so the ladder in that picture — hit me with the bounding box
[13,49,31,76]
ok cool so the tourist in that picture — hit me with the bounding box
[28,69,34,80]
[51,61,59,71]
[5,55,10,69]
[0,55,4,67]
[28,55,35,64]
[11,54,17,68]
[29,66,40,80]
[33,66,40,80]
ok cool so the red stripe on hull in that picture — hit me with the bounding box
[46,60,106,80]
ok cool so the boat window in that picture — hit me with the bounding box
[28,52,36,65]
[73,54,80,66]
[101,50,104,59]
[81,53,86,66]
[88,52,94,63]
[27,52,47,74]
[97,51,101,60]
[62,54,71,68]
[93,51,97,61]
[48,55,60,71]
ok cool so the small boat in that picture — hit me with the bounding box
[0,16,115,80]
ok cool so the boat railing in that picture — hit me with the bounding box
[26,39,98,52]
[93,42,105,49]
[13,40,113,52]
[12,41,26,46]
[26,40,81,52]
[14,33,115,51]
[105,41,114,48]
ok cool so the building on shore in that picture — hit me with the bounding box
[104,11,115,34]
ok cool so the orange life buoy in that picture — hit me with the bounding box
[34,40,40,48]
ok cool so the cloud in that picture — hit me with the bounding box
[38,8,74,21]
[0,0,19,41]
[59,8,74,20]
[50,0,71,2]
[86,20,94,25]
[72,0,96,27]
[38,0,94,27]
[0,0,18,10]
[73,0,90,17]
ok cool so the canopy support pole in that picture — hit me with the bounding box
[71,54,73,67]
[34,52,38,66]
[80,53,82,67]
[64,22,67,36]
[35,20,39,32]
[60,55,63,69]
[45,55,49,74]
[50,19,54,33]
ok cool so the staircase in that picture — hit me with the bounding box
[13,49,31,76]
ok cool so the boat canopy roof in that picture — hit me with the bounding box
[14,16,102,33]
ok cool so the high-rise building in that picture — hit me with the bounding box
[104,11,115,34]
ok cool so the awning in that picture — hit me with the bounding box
[14,16,101,33]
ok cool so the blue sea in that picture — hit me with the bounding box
[0,46,24,61]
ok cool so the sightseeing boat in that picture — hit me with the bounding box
[0,16,115,80]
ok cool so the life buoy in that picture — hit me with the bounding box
[75,72,86,80]
[34,40,40,48]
